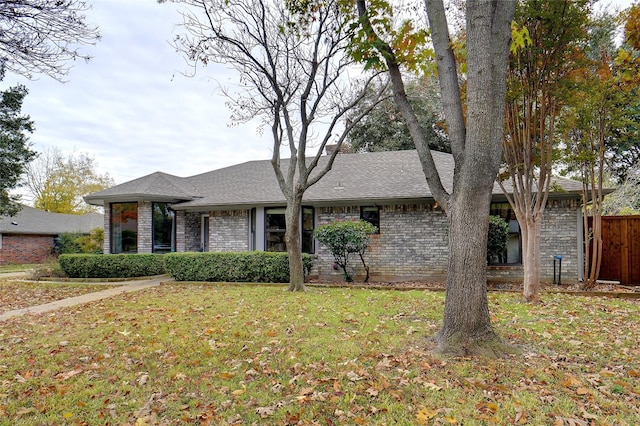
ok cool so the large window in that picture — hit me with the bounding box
[489,203,521,264]
[265,206,315,253]
[111,202,138,253]
[360,206,380,233]
[153,203,175,253]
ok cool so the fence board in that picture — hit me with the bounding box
[591,216,640,285]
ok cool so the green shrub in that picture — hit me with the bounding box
[314,220,377,282]
[487,215,509,263]
[56,228,104,255]
[56,232,84,254]
[164,252,314,283]
[59,254,166,278]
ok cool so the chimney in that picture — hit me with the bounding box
[325,144,338,156]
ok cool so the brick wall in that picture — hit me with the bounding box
[175,210,186,252]
[0,234,55,264]
[210,210,249,251]
[103,204,111,254]
[314,201,581,282]
[138,201,153,253]
[540,199,580,282]
[315,204,449,281]
[144,199,581,282]
[185,212,203,252]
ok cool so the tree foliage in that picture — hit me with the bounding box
[347,76,450,153]
[556,9,632,290]
[56,228,104,255]
[0,83,35,217]
[603,162,640,215]
[500,0,592,303]
[608,2,640,183]
[166,0,384,291]
[0,0,100,80]
[314,219,377,282]
[25,148,113,214]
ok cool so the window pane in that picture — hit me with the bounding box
[111,203,138,254]
[302,207,314,254]
[265,208,286,252]
[360,206,380,233]
[153,203,175,253]
[489,204,521,264]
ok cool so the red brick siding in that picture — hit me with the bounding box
[0,234,55,264]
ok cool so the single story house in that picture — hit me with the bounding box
[84,150,585,282]
[0,206,103,264]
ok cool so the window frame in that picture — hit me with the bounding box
[152,202,176,253]
[264,206,315,253]
[360,206,380,234]
[489,203,522,265]
[110,202,138,254]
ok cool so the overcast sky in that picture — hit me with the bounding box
[4,0,636,193]
[5,0,274,190]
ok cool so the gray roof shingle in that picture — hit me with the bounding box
[0,206,103,235]
[85,150,584,209]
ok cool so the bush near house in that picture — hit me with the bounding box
[487,215,509,263]
[164,252,314,283]
[56,228,104,255]
[58,254,166,278]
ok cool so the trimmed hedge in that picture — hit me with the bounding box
[58,254,166,279]
[164,252,314,283]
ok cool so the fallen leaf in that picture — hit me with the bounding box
[57,368,82,381]
[416,407,437,424]
[575,387,590,395]
[256,406,275,418]
[425,382,442,391]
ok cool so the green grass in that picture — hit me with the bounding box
[0,284,638,425]
[0,264,38,273]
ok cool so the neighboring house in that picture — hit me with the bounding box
[85,150,586,282]
[0,206,103,265]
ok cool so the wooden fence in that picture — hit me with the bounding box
[590,216,640,285]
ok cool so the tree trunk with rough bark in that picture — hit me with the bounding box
[427,0,516,356]
[285,198,305,292]
[436,188,505,356]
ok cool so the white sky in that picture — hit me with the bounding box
[4,0,636,191]
[4,0,273,189]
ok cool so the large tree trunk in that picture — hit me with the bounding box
[436,182,505,356]
[521,217,541,303]
[285,198,305,292]
[427,0,516,356]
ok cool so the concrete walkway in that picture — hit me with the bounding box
[0,276,166,321]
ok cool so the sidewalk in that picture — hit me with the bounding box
[0,276,167,321]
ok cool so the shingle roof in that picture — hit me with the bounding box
[85,150,584,209]
[84,171,201,205]
[0,206,103,235]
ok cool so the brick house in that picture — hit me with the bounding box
[0,206,103,264]
[85,150,586,282]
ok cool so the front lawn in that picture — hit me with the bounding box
[0,281,120,314]
[0,264,37,273]
[0,284,638,424]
